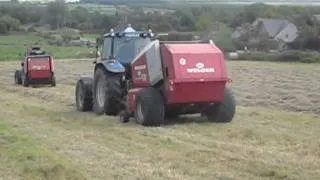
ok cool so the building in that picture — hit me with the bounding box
[232,18,299,50]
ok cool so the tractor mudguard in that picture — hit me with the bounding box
[95,60,126,73]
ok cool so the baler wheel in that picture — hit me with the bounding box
[205,87,236,123]
[93,68,122,115]
[22,74,29,87]
[75,77,93,111]
[134,87,165,126]
[14,70,22,85]
[51,75,56,87]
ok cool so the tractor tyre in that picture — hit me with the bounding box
[75,77,93,111]
[134,87,165,126]
[205,87,236,123]
[22,74,29,87]
[51,75,56,87]
[14,70,22,85]
[92,68,122,116]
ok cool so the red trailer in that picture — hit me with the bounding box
[14,47,56,87]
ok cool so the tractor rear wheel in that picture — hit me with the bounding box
[205,87,236,123]
[75,77,93,111]
[92,68,122,115]
[14,70,22,85]
[134,87,165,126]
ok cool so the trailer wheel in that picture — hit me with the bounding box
[93,68,122,115]
[14,70,22,85]
[75,77,93,111]
[205,87,236,123]
[135,87,165,126]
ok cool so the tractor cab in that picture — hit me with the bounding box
[98,25,154,78]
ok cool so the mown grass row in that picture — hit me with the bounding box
[0,122,88,180]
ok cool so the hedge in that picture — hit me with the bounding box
[236,50,320,63]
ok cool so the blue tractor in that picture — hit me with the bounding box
[75,25,154,117]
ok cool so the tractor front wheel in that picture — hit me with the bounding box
[134,87,165,126]
[92,68,122,115]
[14,70,22,85]
[205,87,236,123]
[75,77,93,111]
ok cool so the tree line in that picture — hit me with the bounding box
[1,1,320,51]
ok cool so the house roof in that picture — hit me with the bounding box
[254,18,291,38]
[312,14,320,22]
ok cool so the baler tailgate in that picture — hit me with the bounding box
[27,56,52,79]
[176,52,223,81]
[163,44,227,82]
[161,43,228,104]
[27,57,51,71]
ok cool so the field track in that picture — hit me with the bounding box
[0,59,319,180]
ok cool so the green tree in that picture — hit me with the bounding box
[0,21,7,34]
[195,16,213,31]
[0,15,20,34]
[45,0,68,29]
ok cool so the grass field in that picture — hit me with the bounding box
[0,59,319,179]
[0,34,96,61]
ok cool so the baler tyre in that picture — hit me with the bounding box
[22,74,29,87]
[51,75,56,87]
[75,77,93,112]
[134,87,165,126]
[92,68,122,116]
[206,87,236,123]
[14,70,22,85]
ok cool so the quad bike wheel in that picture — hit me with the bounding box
[75,77,93,111]
[14,70,22,85]
[92,68,122,115]
[205,87,236,123]
[134,87,165,126]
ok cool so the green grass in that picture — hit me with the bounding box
[0,60,319,179]
[82,33,101,41]
[0,33,95,61]
[0,122,88,180]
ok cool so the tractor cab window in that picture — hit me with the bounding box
[102,37,112,60]
[113,37,151,63]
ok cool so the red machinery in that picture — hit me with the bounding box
[14,46,56,87]
[125,40,235,125]
[75,26,235,126]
